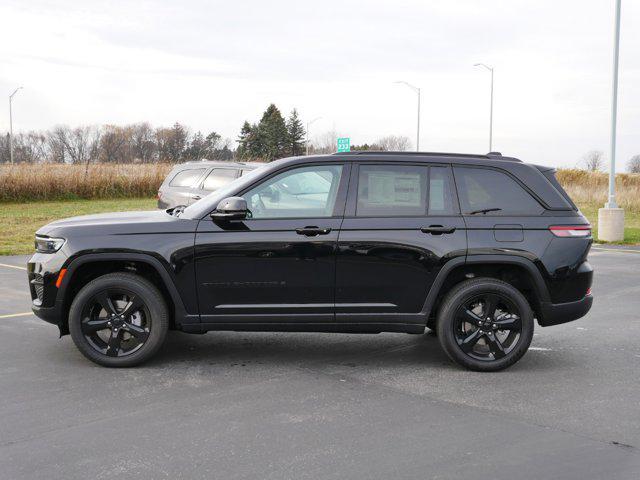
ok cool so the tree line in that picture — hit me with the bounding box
[0,122,234,165]
[0,102,412,165]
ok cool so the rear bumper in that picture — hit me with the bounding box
[538,294,593,327]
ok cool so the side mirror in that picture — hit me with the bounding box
[210,196,248,220]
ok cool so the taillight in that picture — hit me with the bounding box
[157,191,161,200]
[549,225,591,237]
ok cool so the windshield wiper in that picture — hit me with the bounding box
[469,207,502,215]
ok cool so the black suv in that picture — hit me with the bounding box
[28,152,593,371]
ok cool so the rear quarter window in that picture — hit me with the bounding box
[454,167,544,215]
[169,168,206,187]
[202,168,238,191]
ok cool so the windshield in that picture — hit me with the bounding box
[181,164,268,219]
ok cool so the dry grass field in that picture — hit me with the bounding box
[1,164,639,254]
[556,169,640,211]
[0,163,172,202]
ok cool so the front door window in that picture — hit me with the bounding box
[243,165,343,219]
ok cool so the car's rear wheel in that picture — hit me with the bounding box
[436,278,534,371]
[69,273,168,367]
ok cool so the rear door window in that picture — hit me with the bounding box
[169,168,206,187]
[454,167,543,215]
[356,165,429,216]
[202,168,238,192]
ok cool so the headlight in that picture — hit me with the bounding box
[35,235,65,253]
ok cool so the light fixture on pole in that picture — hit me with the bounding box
[8,86,23,164]
[598,0,624,241]
[394,81,420,151]
[474,63,494,152]
[306,117,322,156]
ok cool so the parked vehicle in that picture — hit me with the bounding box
[28,151,593,371]
[157,160,263,209]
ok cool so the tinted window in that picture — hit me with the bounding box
[202,168,237,191]
[429,167,457,215]
[169,168,206,187]
[243,165,343,219]
[356,165,428,216]
[454,167,543,215]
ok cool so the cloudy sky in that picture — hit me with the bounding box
[0,0,638,169]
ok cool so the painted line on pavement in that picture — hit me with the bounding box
[592,247,640,254]
[0,262,27,271]
[0,312,33,319]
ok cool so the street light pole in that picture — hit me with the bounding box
[606,0,622,209]
[474,63,494,151]
[598,0,624,242]
[8,87,23,164]
[306,117,322,156]
[394,81,420,151]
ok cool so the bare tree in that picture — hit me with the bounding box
[99,125,129,163]
[0,133,9,163]
[25,132,49,163]
[47,126,71,163]
[130,122,157,163]
[583,150,604,172]
[310,130,339,154]
[376,135,412,151]
[627,154,640,174]
[12,132,49,163]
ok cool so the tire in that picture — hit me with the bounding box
[436,278,534,372]
[69,272,169,367]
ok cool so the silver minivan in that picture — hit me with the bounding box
[157,160,263,209]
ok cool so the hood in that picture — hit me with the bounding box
[36,210,193,237]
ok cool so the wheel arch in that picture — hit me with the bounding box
[57,253,191,335]
[423,255,551,323]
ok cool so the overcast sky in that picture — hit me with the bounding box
[0,0,638,169]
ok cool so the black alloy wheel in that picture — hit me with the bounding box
[80,289,150,357]
[437,278,534,372]
[454,293,522,361]
[69,273,168,367]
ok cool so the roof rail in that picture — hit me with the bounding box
[332,150,520,161]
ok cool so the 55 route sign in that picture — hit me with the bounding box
[337,137,350,153]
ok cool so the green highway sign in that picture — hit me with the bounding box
[337,137,350,153]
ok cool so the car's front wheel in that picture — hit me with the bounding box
[69,272,168,367]
[436,278,534,372]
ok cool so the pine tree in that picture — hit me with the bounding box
[258,104,288,161]
[237,121,256,159]
[286,109,306,156]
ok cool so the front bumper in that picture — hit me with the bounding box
[28,251,68,332]
[31,304,60,325]
[538,294,593,327]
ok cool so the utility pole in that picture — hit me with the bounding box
[598,0,624,241]
[474,64,494,151]
[394,81,421,151]
[306,117,321,155]
[8,87,23,164]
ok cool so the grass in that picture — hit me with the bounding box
[576,204,640,245]
[0,198,156,255]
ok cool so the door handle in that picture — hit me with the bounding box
[295,226,332,237]
[191,194,202,201]
[420,225,456,235]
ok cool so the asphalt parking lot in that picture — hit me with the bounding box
[1,248,639,479]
